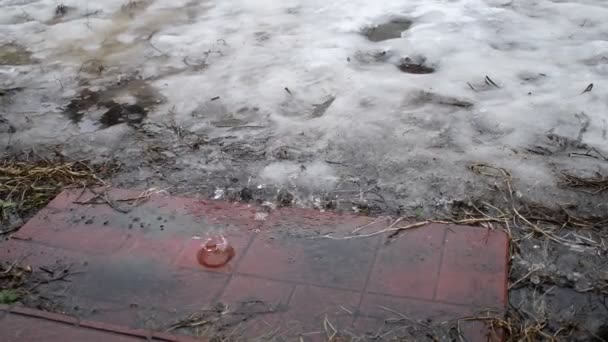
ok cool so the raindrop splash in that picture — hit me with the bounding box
[197,234,235,268]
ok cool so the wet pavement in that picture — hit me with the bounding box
[0,188,508,341]
[0,305,194,342]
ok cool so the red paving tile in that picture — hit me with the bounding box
[359,293,471,322]
[0,239,90,268]
[0,314,143,342]
[64,298,146,329]
[164,269,229,310]
[436,271,507,308]
[284,285,359,341]
[238,234,379,290]
[235,237,296,279]
[186,200,262,231]
[122,234,187,265]
[14,212,135,255]
[60,296,205,333]
[367,223,446,299]
[0,305,197,342]
[74,261,228,311]
[220,275,293,309]
[356,294,497,341]
[261,207,388,235]
[218,275,293,337]
[435,226,509,307]
[0,188,509,341]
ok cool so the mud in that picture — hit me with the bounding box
[65,79,162,127]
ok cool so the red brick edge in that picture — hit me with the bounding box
[0,304,202,342]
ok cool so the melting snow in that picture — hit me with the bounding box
[1,0,608,206]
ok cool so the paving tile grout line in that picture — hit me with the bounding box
[432,226,449,300]
[230,271,491,311]
[354,234,383,322]
[210,231,258,303]
[501,234,511,308]
[234,271,363,294]
[362,291,505,314]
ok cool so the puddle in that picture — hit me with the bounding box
[65,79,162,128]
[0,43,34,65]
[363,18,412,42]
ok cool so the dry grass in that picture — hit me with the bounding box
[0,156,118,231]
[560,172,608,194]
[463,315,562,342]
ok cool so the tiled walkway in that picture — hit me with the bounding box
[0,188,508,341]
[0,305,197,342]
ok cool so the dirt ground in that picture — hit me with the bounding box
[2,0,608,340]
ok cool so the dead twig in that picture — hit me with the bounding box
[569,147,608,161]
[73,187,168,213]
[485,76,500,88]
[581,83,593,94]
[317,221,431,240]
[509,266,542,289]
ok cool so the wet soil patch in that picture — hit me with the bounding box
[46,4,78,25]
[0,43,34,65]
[100,102,147,127]
[363,18,412,42]
[398,62,435,74]
[54,4,75,18]
[65,79,162,127]
[0,116,16,134]
[66,89,100,122]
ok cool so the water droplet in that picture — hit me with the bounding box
[197,235,235,268]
